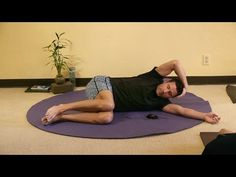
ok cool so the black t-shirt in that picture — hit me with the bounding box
[110,67,171,112]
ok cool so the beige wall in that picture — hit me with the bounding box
[0,22,236,79]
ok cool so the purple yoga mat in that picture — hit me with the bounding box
[27,90,210,139]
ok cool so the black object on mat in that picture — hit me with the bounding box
[26,90,210,139]
[226,85,236,103]
[200,132,218,146]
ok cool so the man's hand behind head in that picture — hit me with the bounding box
[176,87,187,98]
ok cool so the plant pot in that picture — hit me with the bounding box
[55,75,65,84]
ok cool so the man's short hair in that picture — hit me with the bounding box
[168,78,184,97]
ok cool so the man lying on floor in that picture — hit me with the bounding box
[202,129,236,154]
[42,59,220,125]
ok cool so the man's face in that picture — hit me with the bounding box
[156,82,178,98]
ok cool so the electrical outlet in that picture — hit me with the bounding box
[202,54,210,65]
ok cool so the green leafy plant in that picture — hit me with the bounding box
[44,32,72,81]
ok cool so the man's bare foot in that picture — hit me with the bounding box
[41,115,62,125]
[218,128,235,135]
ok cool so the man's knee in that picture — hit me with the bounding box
[96,91,115,111]
[98,112,114,124]
[98,101,115,111]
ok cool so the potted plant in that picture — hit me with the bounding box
[44,32,72,84]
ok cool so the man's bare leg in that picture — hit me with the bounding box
[42,90,115,125]
[42,111,113,125]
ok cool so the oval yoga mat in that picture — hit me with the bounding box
[27,90,210,139]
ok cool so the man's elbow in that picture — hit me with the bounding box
[173,106,185,115]
[172,59,180,68]
[163,104,184,115]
